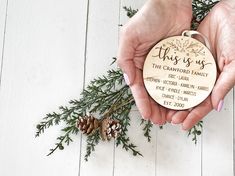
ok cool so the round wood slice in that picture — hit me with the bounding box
[143,36,217,110]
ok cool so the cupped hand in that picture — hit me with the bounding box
[171,0,235,130]
[117,0,192,124]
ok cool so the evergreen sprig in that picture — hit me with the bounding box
[36,105,80,156]
[35,67,143,160]
[123,6,138,18]
[192,0,219,29]
[84,129,101,161]
[140,119,153,142]
[188,121,203,144]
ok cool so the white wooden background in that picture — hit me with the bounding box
[0,0,234,176]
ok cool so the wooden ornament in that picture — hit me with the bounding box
[143,33,217,110]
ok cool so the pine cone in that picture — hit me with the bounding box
[100,117,122,141]
[77,115,100,135]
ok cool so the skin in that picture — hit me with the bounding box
[117,0,192,125]
[118,0,235,130]
[174,0,235,130]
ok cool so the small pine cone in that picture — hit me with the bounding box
[100,117,122,141]
[77,115,100,135]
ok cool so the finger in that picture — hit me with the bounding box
[149,98,162,125]
[211,58,235,111]
[171,110,190,124]
[130,68,151,119]
[166,109,177,123]
[117,27,138,86]
[182,97,213,130]
[159,105,166,125]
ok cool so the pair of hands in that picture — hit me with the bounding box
[117,0,235,130]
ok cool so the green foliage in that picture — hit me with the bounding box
[192,0,219,29]
[117,136,143,157]
[140,119,153,142]
[123,6,138,18]
[84,129,101,161]
[188,121,203,144]
[36,68,144,160]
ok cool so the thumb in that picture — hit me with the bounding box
[117,57,136,86]
[211,57,235,111]
[117,28,137,86]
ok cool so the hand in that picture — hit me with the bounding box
[117,0,192,124]
[171,0,235,130]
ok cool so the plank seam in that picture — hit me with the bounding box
[78,0,90,175]
[112,140,116,176]
[233,88,235,176]
[155,127,157,176]
[112,1,121,176]
[201,123,203,176]
[0,0,9,90]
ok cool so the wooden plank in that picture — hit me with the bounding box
[202,90,234,176]
[79,0,120,175]
[156,124,201,176]
[0,0,87,175]
[114,110,157,176]
[0,0,7,80]
[114,1,157,176]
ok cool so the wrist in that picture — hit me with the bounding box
[151,0,192,5]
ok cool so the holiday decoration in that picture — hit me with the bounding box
[35,0,219,161]
[77,115,100,136]
[100,117,121,141]
[76,115,121,141]
[143,31,217,110]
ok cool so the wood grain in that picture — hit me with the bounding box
[79,0,119,175]
[114,110,157,176]
[156,124,201,176]
[114,1,157,176]
[0,0,87,175]
[202,90,234,176]
[143,36,217,110]
[0,0,7,82]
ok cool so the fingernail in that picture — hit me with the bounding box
[181,124,187,131]
[216,100,224,112]
[141,115,148,120]
[171,121,178,126]
[123,73,130,85]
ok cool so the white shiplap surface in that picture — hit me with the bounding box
[79,0,119,175]
[0,0,7,80]
[0,0,234,176]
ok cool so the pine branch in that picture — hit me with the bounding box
[188,121,203,144]
[123,6,138,18]
[140,119,153,142]
[35,106,79,138]
[116,135,143,157]
[35,68,140,160]
[191,0,219,29]
[47,126,74,156]
[84,129,101,161]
